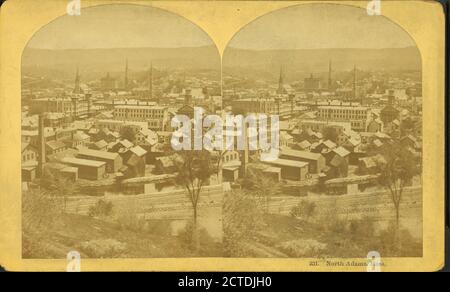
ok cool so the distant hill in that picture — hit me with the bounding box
[22,46,221,80]
[22,46,421,82]
[223,47,421,76]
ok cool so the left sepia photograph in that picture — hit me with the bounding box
[21,4,223,259]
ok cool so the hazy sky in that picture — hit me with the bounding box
[228,4,417,50]
[27,5,213,49]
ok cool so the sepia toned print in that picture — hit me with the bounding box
[21,2,423,261]
[221,3,423,258]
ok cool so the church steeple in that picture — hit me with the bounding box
[277,65,285,94]
[124,59,128,90]
[73,66,82,94]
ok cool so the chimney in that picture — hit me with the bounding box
[71,97,77,120]
[148,63,153,100]
[289,93,295,114]
[124,58,128,90]
[37,114,46,177]
[353,65,358,102]
[328,59,332,90]
[86,93,91,117]
[388,89,395,105]
[185,88,192,105]
[239,124,249,178]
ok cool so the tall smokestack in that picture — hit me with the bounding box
[148,62,153,100]
[37,114,46,177]
[289,93,295,114]
[328,60,332,90]
[184,88,192,105]
[124,59,128,90]
[353,65,357,101]
[86,93,91,117]
[71,97,77,120]
[239,124,249,178]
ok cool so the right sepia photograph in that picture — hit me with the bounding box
[222,3,422,258]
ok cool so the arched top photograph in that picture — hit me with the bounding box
[22,4,221,103]
[223,3,421,92]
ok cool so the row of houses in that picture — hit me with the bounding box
[28,140,149,181]
[21,117,157,181]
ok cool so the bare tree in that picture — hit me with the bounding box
[376,141,420,238]
[172,150,216,248]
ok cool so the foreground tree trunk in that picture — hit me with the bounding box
[395,203,400,231]
[192,196,200,252]
[390,189,402,254]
